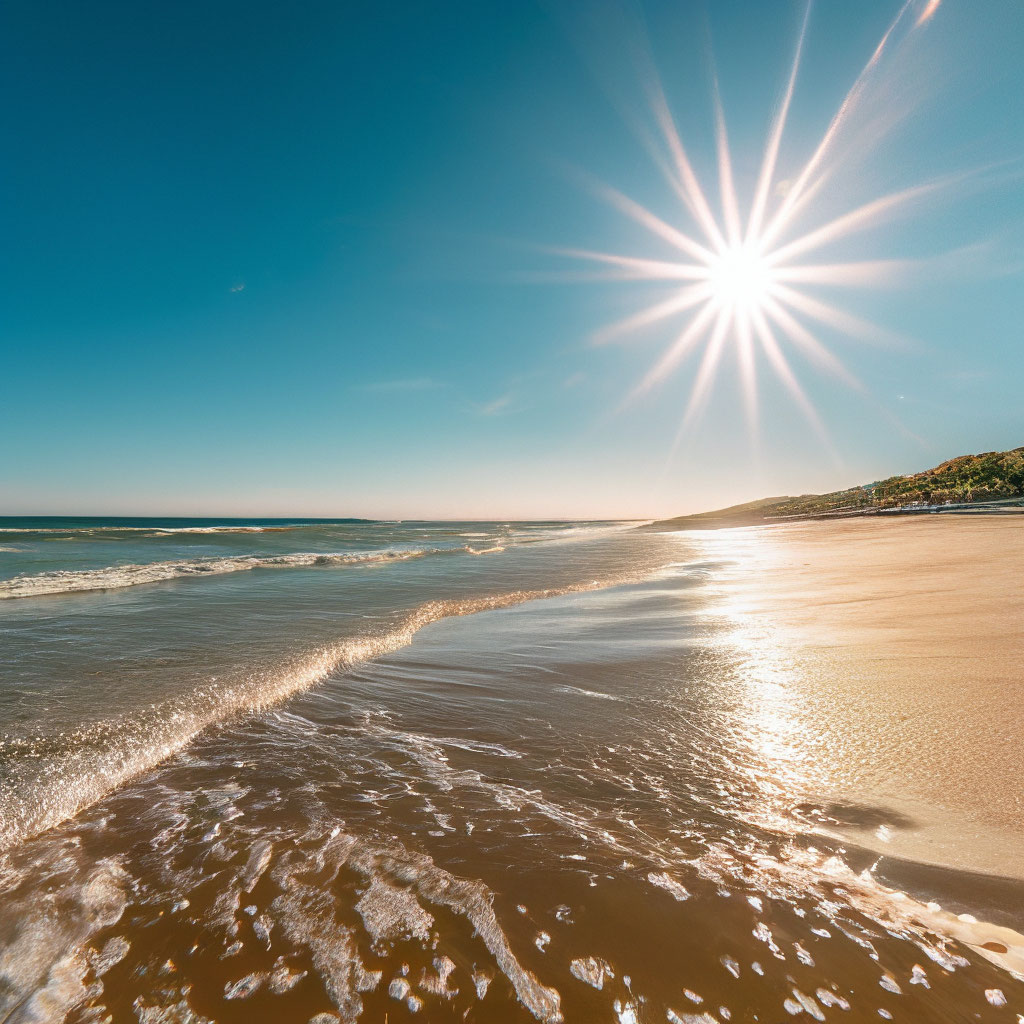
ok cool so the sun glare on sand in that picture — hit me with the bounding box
[562,0,950,440]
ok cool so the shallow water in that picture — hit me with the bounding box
[0,517,1021,1022]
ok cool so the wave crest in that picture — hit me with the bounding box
[0,546,498,599]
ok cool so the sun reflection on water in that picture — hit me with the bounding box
[682,528,817,833]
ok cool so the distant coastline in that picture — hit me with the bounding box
[648,444,1024,530]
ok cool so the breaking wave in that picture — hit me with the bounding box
[0,545,495,599]
[0,570,644,852]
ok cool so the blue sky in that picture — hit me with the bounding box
[2,0,1022,519]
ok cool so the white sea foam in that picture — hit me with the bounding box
[692,842,1024,982]
[0,856,130,1021]
[555,685,623,702]
[150,525,273,533]
[569,955,614,990]
[0,545,499,599]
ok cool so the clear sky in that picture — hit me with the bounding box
[2,0,1022,519]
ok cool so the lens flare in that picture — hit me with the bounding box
[564,0,948,440]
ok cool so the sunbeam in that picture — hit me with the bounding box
[592,284,713,345]
[761,0,922,248]
[747,0,811,242]
[565,0,948,437]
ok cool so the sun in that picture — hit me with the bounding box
[708,244,773,314]
[560,0,946,439]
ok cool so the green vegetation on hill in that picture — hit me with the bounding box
[870,447,1024,507]
[650,446,1024,529]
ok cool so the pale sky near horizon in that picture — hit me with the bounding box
[2,0,1022,520]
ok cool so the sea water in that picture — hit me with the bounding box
[0,517,1020,1021]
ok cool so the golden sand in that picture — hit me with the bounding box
[689,516,1024,879]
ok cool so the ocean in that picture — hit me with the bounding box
[0,516,1020,1022]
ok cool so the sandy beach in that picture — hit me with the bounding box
[682,516,1024,882]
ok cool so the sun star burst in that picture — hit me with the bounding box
[565,0,947,442]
